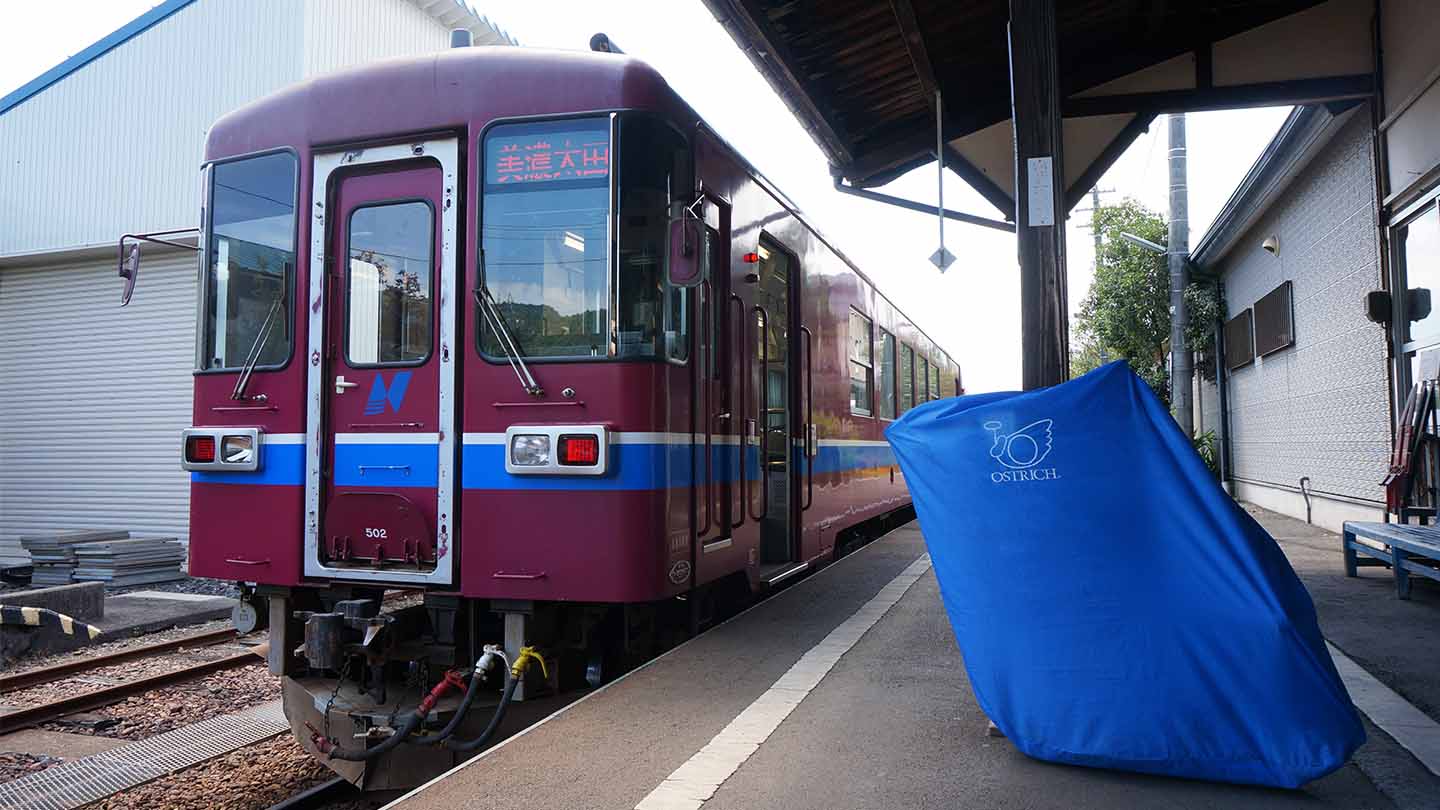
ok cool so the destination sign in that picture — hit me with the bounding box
[487,126,610,186]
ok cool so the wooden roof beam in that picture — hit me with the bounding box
[888,0,1013,217]
[1064,74,1374,117]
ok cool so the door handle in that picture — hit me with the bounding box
[335,375,359,394]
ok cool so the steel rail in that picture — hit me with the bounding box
[0,628,239,693]
[264,777,355,810]
[0,649,259,734]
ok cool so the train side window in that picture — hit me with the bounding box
[877,329,896,419]
[849,309,873,416]
[346,201,434,365]
[665,276,689,364]
[899,343,915,413]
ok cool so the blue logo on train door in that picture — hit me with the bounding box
[364,372,412,415]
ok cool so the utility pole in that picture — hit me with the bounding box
[1168,113,1192,435]
[1089,186,1110,365]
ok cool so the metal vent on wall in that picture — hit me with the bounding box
[1225,309,1255,372]
[1254,281,1295,358]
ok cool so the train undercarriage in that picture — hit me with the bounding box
[255,578,738,789]
[248,506,913,790]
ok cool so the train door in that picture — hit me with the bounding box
[696,199,732,560]
[752,236,799,579]
[304,139,459,587]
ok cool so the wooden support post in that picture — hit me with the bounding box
[1009,0,1069,390]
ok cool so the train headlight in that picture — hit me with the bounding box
[503,425,609,476]
[221,435,254,464]
[181,427,261,472]
[509,434,551,467]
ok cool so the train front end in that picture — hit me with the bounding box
[180,47,713,788]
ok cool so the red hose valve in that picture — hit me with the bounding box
[416,669,467,717]
[306,723,335,755]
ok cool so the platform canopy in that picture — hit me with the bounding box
[701,0,1376,219]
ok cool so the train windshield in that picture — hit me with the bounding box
[480,114,690,360]
[200,151,297,370]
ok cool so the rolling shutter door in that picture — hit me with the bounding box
[0,252,197,540]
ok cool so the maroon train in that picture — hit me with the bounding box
[173,44,960,787]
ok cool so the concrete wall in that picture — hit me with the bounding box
[1215,110,1390,528]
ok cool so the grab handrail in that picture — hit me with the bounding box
[730,293,746,530]
[750,305,769,523]
[699,280,714,537]
[800,324,814,511]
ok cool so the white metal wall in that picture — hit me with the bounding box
[304,0,491,77]
[0,0,512,543]
[0,253,198,539]
[0,0,303,256]
[0,0,510,258]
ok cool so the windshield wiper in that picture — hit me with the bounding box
[476,249,543,398]
[231,293,283,401]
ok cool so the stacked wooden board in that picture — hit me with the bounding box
[72,537,186,587]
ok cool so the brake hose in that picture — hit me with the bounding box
[312,669,466,762]
[412,647,509,746]
[443,646,547,753]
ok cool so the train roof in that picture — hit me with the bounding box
[205,45,958,370]
[205,46,679,160]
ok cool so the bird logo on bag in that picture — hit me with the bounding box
[983,419,1054,469]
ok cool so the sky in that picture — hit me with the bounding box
[0,0,1293,393]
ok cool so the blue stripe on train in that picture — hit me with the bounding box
[191,444,306,486]
[193,441,896,490]
[333,444,439,487]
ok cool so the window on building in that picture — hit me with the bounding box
[1400,204,1440,348]
[899,343,915,413]
[928,357,941,401]
[346,201,433,365]
[877,330,896,419]
[849,309,873,416]
[918,356,930,402]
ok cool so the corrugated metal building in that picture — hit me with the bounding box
[1192,105,1389,532]
[0,0,513,540]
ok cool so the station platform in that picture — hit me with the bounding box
[387,523,1409,810]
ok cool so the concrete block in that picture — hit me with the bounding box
[0,582,104,620]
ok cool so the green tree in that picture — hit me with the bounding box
[1073,199,1222,407]
[1075,200,1172,401]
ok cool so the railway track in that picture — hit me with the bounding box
[0,627,238,692]
[264,777,356,810]
[0,629,260,735]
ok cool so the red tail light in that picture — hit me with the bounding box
[186,435,216,464]
[558,435,600,466]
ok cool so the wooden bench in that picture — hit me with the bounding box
[1343,521,1440,599]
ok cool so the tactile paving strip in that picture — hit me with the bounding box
[0,700,288,810]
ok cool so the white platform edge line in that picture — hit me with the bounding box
[1328,641,1440,777]
[454,434,889,448]
[334,432,440,445]
[383,531,929,810]
[634,554,932,810]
